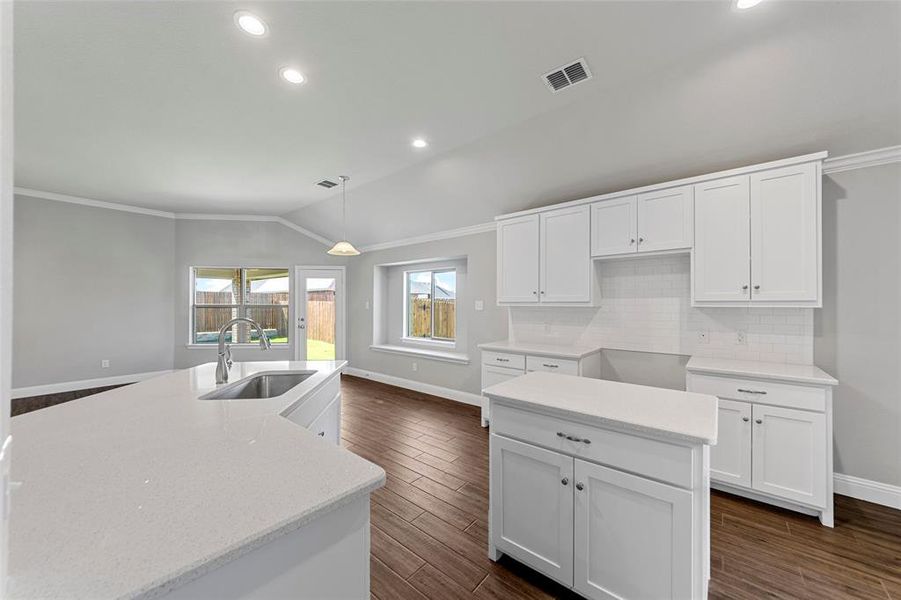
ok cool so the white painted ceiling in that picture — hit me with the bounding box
[15,1,901,246]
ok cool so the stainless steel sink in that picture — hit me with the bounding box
[200,371,315,400]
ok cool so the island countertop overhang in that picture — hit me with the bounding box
[483,371,718,445]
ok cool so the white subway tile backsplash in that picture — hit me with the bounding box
[509,254,814,364]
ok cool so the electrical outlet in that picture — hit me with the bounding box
[365,300,370,310]
[474,300,484,311]
[737,330,747,345]
[697,330,709,344]
[412,362,418,372]
[101,359,110,368]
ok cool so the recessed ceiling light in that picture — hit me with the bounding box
[279,67,305,85]
[234,11,267,36]
[735,0,762,9]
[411,138,428,149]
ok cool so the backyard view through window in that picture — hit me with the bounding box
[304,277,337,360]
[406,270,456,341]
[192,267,289,345]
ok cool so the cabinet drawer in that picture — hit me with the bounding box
[688,373,825,412]
[483,351,525,370]
[526,356,578,375]
[490,402,695,489]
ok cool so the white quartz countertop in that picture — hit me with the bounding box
[483,371,718,445]
[478,340,603,360]
[8,361,385,600]
[686,356,838,386]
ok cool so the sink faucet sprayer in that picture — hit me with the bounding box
[216,317,272,384]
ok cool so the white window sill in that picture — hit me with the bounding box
[400,336,456,348]
[369,344,470,365]
[185,344,290,350]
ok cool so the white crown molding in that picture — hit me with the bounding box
[360,221,496,253]
[834,473,901,510]
[14,187,177,218]
[344,366,482,407]
[823,145,901,174]
[11,369,174,399]
[14,187,333,247]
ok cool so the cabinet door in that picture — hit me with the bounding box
[750,163,818,303]
[490,434,574,586]
[308,394,341,445]
[752,404,826,507]
[540,206,591,303]
[637,185,693,253]
[574,460,693,600]
[497,215,540,303]
[693,176,751,302]
[710,399,752,488]
[590,197,637,257]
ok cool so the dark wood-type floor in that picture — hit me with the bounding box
[340,375,901,600]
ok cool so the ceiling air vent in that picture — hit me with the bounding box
[542,58,592,93]
[316,179,338,189]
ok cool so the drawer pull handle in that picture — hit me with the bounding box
[738,388,767,395]
[496,358,509,362]
[542,363,559,368]
[561,477,569,486]
[556,432,591,445]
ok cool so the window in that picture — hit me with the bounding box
[191,267,289,345]
[405,269,456,342]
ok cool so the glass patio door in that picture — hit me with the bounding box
[294,267,345,361]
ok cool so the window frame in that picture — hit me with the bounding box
[403,268,456,344]
[188,266,291,347]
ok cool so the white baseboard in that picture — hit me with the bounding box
[834,473,901,510]
[343,367,482,408]
[12,370,174,399]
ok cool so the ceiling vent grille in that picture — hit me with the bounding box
[542,58,592,93]
[316,179,338,189]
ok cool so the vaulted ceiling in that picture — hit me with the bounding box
[15,1,901,246]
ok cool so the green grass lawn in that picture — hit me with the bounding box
[306,339,336,360]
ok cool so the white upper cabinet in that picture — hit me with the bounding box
[637,186,693,253]
[750,163,819,303]
[692,175,751,303]
[497,206,591,305]
[497,214,540,303]
[590,196,636,257]
[541,206,591,302]
[693,161,821,307]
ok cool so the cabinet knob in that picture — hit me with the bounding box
[540,291,545,295]
[755,419,763,424]
[532,290,537,295]
[630,238,636,245]
[742,285,749,291]
[754,285,760,290]
[742,417,750,422]
[575,482,585,491]
[318,431,325,436]
[638,237,644,243]
[561,477,569,486]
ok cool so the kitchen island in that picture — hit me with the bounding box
[8,361,385,599]
[483,372,718,600]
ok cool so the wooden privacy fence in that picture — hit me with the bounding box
[410,298,455,339]
[306,296,336,344]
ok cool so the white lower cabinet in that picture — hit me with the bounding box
[574,460,693,600]
[752,404,826,507]
[490,435,574,585]
[686,367,835,526]
[710,399,752,487]
[489,401,708,599]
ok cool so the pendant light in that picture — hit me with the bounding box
[327,175,361,256]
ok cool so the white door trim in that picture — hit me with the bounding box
[294,266,347,361]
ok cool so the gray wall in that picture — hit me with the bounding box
[816,162,901,486]
[346,231,506,396]
[173,218,344,369]
[13,196,175,387]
